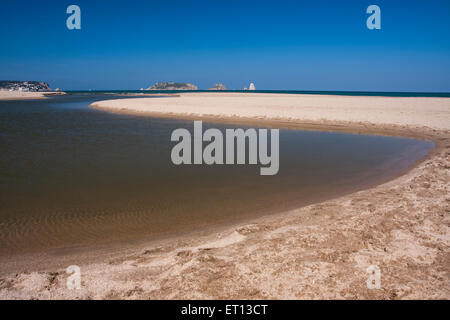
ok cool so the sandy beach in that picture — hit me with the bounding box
[0,91,65,100]
[92,92,450,130]
[1,92,449,299]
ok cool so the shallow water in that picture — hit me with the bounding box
[0,95,434,256]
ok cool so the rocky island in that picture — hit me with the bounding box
[209,83,227,90]
[147,82,198,90]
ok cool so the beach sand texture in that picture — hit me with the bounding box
[92,92,450,130]
[1,93,449,299]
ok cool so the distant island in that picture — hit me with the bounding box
[147,82,198,90]
[0,81,51,92]
[243,83,256,91]
[209,83,227,90]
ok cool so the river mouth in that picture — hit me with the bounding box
[0,95,434,257]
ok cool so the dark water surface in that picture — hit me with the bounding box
[0,95,434,256]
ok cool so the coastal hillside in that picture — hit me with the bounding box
[0,81,51,92]
[147,82,198,90]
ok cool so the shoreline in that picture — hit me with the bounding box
[0,91,66,100]
[0,93,448,299]
[91,92,450,130]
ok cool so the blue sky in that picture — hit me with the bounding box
[0,0,449,91]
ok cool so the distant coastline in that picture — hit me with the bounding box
[65,89,450,98]
[0,80,65,100]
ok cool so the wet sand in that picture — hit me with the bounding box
[0,93,449,299]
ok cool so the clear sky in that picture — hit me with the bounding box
[1,0,449,91]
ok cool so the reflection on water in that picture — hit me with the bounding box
[0,95,434,255]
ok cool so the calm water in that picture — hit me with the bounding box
[0,95,434,256]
